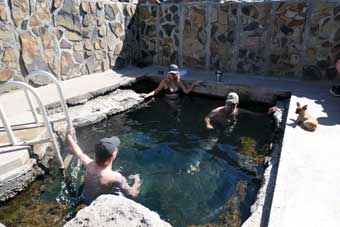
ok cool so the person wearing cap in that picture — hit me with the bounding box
[141,64,202,99]
[67,128,142,205]
[204,92,240,129]
[329,59,340,97]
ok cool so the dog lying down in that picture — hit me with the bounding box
[295,102,318,131]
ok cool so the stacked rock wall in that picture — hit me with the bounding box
[137,0,340,80]
[0,0,138,83]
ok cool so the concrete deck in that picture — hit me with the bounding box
[0,65,340,226]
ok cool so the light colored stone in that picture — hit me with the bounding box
[84,39,93,51]
[98,26,106,37]
[81,1,89,13]
[64,31,81,41]
[74,43,82,52]
[64,195,172,227]
[19,31,49,73]
[60,39,72,49]
[0,69,14,82]
[95,40,101,50]
[100,39,106,49]
[0,24,13,42]
[11,0,29,27]
[0,3,8,22]
[61,51,81,78]
[3,48,17,69]
[39,27,60,76]
[29,0,51,27]
[54,0,63,9]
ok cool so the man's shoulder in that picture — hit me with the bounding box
[109,171,124,182]
[211,106,225,113]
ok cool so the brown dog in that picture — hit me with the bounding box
[295,102,318,131]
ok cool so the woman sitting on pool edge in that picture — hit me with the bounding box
[141,64,202,99]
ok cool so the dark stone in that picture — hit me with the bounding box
[211,24,218,37]
[159,29,164,39]
[322,41,331,48]
[21,20,28,30]
[244,21,259,31]
[334,5,340,16]
[227,30,235,43]
[317,59,330,69]
[217,34,227,43]
[162,24,175,36]
[321,17,331,28]
[333,27,340,42]
[239,49,247,58]
[151,6,157,18]
[241,5,259,18]
[140,21,146,34]
[146,25,156,36]
[170,51,177,63]
[325,67,337,79]
[170,5,178,14]
[302,65,322,80]
[334,14,340,22]
[281,37,288,48]
[310,25,319,36]
[280,25,293,36]
[174,35,179,47]
[270,54,280,64]
[174,14,180,24]
[165,14,172,22]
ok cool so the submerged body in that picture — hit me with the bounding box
[67,129,142,205]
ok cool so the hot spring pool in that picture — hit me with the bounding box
[0,94,274,227]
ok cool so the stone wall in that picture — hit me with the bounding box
[0,0,138,84]
[137,0,340,80]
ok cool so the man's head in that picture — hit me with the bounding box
[94,136,120,165]
[225,92,239,107]
[336,59,340,76]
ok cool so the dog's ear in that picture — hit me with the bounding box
[297,102,300,107]
[302,105,307,110]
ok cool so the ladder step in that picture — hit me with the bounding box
[0,138,52,148]
[0,122,44,132]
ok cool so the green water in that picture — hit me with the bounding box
[0,95,273,227]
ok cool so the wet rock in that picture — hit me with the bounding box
[64,195,172,227]
[60,51,81,79]
[280,25,293,36]
[20,31,49,73]
[29,0,51,27]
[11,0,29,27]
[0,3,8,22]
[0,69,14,82]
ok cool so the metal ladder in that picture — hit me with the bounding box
[0,71,74,169]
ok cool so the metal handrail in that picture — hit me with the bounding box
[0,81,64,169]
[25,71,73,130]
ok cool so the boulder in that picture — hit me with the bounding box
[64,195,172,227]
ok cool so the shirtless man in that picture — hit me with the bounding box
[204,92,239,129]
[67,128,142,205]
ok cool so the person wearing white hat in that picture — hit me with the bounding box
[142,64,201,99]
[204,92,240,129]
[329,59,340,97]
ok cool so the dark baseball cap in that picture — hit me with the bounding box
[95,136,120,163]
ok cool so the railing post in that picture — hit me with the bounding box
[0,104,17,145]
[24,89,39,123]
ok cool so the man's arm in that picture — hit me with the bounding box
[115,173,142,198]
[204,107,224,129]
[67,128,92,166]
